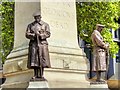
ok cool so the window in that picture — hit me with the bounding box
[114,30,118,38]
[115,49,120,63]
[112,28,120,42]
[118,28,120,40]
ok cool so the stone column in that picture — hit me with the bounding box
[2,0,90,88]
[40,0,88,70]
[1,1,41,88]
[40,0,90,88]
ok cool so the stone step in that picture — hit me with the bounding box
[27,81,49,89]
[1,68,90,88]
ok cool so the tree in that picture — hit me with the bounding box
[76,2,119,58]
[0,1,14,63]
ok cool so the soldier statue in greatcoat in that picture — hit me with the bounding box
[25,12,51,81]
[91,24,109,83]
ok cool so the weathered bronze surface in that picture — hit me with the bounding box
[25,12,51,81]
[91,24,109,83]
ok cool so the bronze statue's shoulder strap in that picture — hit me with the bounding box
[40,20,49,26]
[40,20,45,25]
[28,21,36,27]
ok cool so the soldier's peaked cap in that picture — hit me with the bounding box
[33,11,41,17]
[96,24,105,27]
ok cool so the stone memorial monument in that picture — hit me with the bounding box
[1,0,108,89]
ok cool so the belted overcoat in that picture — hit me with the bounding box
[91,30,107,71]
[26,20,51,69]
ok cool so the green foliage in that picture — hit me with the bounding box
[102,28,119,58]
[0,1,14,63]
[76,2,120,58]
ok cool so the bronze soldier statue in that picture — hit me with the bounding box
[91,24,109,83]
[25,11,51,81]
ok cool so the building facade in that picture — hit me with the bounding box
[111,27,120,80]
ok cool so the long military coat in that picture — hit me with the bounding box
[91,30,107,71]
[26,20,51,69]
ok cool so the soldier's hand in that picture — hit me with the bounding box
[105,43,109,49]
[35,31,40,35]
[32,33,35,37]
[40,34,44,36]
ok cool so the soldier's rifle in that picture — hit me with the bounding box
[105,47,110,80]
[35,26,43,77]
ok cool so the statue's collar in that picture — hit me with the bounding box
[33,20,44,25]
[39,20,44,25]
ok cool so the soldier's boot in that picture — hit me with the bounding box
[96,71,106,83]
[96,71,100,82]
[39,67,46,81]
[31,68,39,81]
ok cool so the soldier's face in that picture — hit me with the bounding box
[98,27,104,32]
[34,15,41,22]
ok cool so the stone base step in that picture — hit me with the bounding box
[1,68,109,88]
[27,81,49,89]
[1,68,90,88]
[90,83,109,89]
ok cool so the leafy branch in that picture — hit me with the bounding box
[0,1,14,63]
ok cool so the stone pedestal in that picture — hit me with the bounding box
[45,68,90,88]
[90,84,109,90]
[2,0,91,88]
[1,1,40,88]
[27,81,49,89]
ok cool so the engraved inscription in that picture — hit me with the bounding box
[41,2,75,32]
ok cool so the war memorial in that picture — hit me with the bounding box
[1,0,109,89]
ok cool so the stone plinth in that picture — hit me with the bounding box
[1,1,40,88]
[90,84,109,90]
[27,81,49,89]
